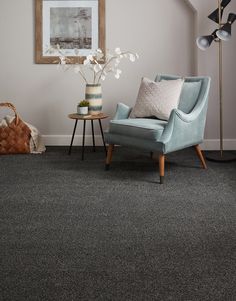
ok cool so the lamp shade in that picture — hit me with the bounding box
[216,13,236,41]
[208,0,231,23]
[196,30,217,50]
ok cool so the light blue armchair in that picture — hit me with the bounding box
[104,74,211,184]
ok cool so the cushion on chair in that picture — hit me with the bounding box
[109,118,167,141]
[178,81,202,113]
[155,76,202,114]
[130,77,184,120]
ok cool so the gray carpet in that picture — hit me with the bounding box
[0,147,236,301]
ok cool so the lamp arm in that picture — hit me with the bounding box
[221,0,231,9]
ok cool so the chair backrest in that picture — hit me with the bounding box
[155,74,210,114]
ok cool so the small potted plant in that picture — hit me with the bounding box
[77,100,89,115]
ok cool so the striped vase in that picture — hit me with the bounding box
[85,84,102,115]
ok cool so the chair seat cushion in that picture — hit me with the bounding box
[109,118,167,141]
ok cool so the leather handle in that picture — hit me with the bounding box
[0,102,19,124]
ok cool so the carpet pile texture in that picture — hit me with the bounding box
[0,147,236,301]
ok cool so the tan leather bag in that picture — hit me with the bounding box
[0,102,31,155]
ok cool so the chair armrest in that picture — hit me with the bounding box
[171,108,198,123]
[173,109,197,123]
[160,105,208,153]
[160,107,206,143]
[113,103,132,120]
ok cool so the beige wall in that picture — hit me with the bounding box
[1,0,234,149]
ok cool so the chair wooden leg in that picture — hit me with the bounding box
[194,145,207,169]
[159,154,165,184]
[105,144,114,170]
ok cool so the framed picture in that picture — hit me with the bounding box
[35,0,105,64]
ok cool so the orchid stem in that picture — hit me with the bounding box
[79,71,88,84]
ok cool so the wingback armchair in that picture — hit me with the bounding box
[104,74,211,184]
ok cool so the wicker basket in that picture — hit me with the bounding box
[0,102,31,154]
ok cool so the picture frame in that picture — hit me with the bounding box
[35,0,105,64]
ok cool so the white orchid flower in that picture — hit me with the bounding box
[115,47,122,55]
[94,64,102,73]
[129,53,136,62]
[114,69,122,79]
[96,48,104,60]
[87,54,94,61]
[84,54,94,65]
[59,56,67,65]
[114,73,120,79]
[101,74,106,81]
[56,45,138,85]
[83,58,90,65]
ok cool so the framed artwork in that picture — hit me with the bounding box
[35,0,105,64]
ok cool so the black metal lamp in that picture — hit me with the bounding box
[196,0,236,162]
[196,30,218,50]
[208,0,231,23]
[216,13,236,41]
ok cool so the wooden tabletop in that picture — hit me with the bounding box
[68,113,109,120]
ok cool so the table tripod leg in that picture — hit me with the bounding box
[91,120,96,152]
[68,119,78,155]
[82,120,86,160]
[98,119,107,155]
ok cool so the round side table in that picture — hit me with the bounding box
[68,113,109,160]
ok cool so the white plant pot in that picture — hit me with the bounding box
[77,106,88,115]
